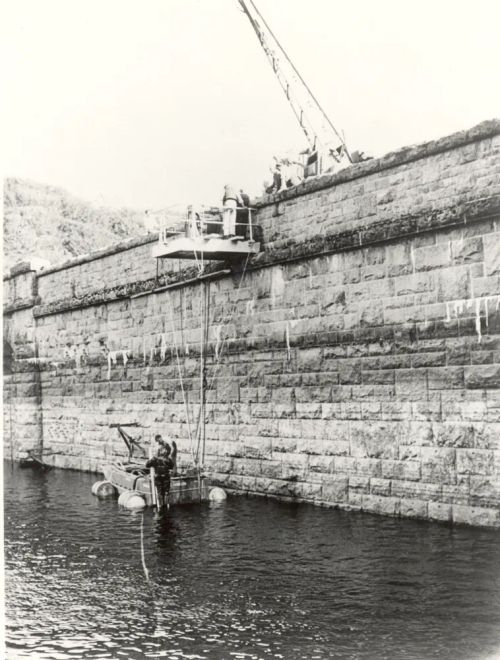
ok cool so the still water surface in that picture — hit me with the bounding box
[4,463,500,659]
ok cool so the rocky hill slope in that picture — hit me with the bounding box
[3,178,179,272]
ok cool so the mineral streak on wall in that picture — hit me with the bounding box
[4,120,500,526]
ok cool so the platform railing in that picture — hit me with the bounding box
[187,205,257,242]
[159,205,260,244]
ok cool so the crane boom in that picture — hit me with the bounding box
[238,0,352,170]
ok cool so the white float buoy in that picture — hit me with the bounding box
[92,480,116,498]
[117,491,129,507]
[118,490,146,510]
[208,487,227,501]
[125,494,146,510]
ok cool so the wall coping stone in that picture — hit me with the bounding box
[252,118,500,208]
[3,298,38,316]
[3,232,158,282]
[251,194,500,268]
[31,262,230,318]
[28,193,500,319]
[7,262,36,278]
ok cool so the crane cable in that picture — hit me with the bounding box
[246,0,349,151]
[192,252,251,464]
[240,0,352,161]
[165,290,197,465]
[203,253,252,406]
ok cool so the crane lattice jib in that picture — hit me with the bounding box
[238,0,352,164]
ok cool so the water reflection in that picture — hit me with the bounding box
[4,463,500,659]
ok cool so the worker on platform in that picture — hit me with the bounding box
[146,435,177,507]
[239,189,250,208]
[222,184,242,237]
[236,188,250,238]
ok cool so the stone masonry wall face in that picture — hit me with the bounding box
[36,240,183,304]
[4,121,500,527]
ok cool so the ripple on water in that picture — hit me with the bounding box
[4,462,500,659]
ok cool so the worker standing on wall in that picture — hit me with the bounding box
[222,184,242,237]
[266,159,282,194]
[146,436,177,507]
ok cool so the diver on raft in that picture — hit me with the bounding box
[146,435,177,507]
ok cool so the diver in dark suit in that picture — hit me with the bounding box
[146,436,177,507]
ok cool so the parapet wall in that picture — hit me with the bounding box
[4,120,500,527]
[256,120,500,250]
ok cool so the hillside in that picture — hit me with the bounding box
[3,178,181,272]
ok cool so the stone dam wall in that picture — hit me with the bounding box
[4,119,500,527]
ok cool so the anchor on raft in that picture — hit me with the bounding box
[19,449,53,471]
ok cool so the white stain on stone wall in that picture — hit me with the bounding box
[475,299,482,343]
[160,333,168,361]
[107,349,129,380]
[444,295,500,344]
[214,324,222,360]
[270,267,285,306]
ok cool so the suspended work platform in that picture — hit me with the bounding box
[152,205,262,262]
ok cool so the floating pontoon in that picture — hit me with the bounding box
[93,425,212,508]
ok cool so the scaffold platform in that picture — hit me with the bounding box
[152,205,261,261]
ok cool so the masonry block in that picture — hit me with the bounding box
[456,449,494,475]
[349,475,370,493]
[483,240,500,276]
[356,458,382,477]
[308,455,335,474]
[297,348,322,371]
[452,504,499,527]
[381,459,420,481]
[392,480,442,501]
[350,421,398,459]
[474,423,500,450]
[362,494,400,516]
[401,421,434,445]
[260,478,291,497]
[291,481,322,500]
[428,501,452,522]
[348,490,363,507]
[295,386,332,403]
[334,456,357,474]
[415,244,452,271]
[295,403,322,419]
[421,446,456,484]
[395,369,428,400]
[242,436,272,459]
[469,475,500,507]
[465,365,500,389]
[433,423,474,448]
[321,477,348,503]
[370,477,391,496]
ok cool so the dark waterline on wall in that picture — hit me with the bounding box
[4,463,500,659]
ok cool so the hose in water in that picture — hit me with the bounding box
[140,513,150,582]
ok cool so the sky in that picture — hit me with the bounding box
[2,0,500,210]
